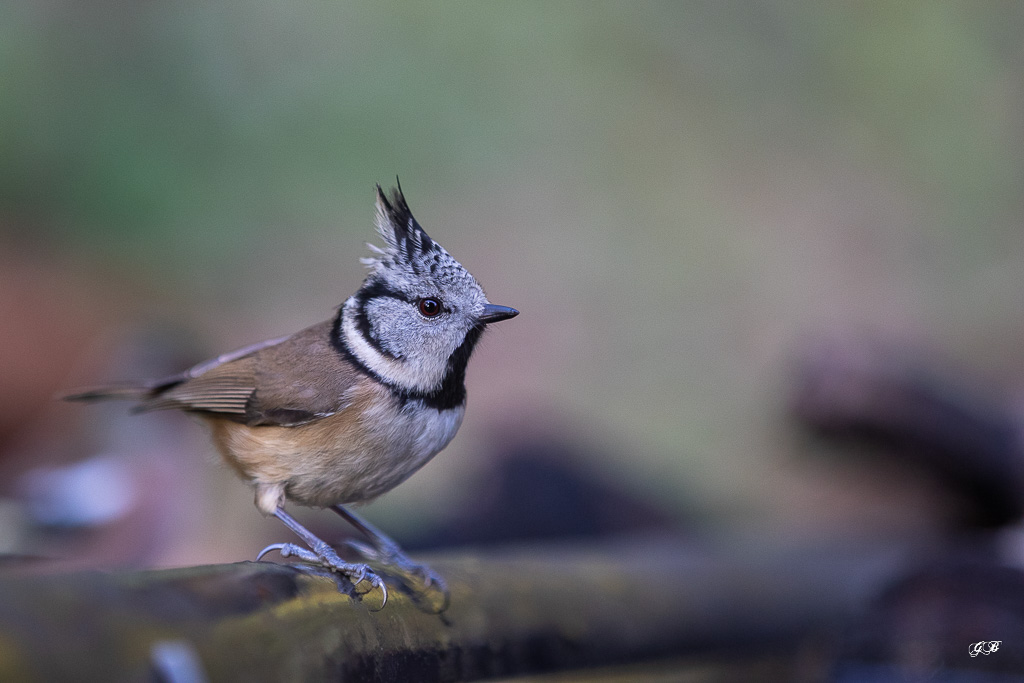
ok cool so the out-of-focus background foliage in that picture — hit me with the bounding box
[2,2,1024,567]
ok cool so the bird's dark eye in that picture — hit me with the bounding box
[418,297,442,317]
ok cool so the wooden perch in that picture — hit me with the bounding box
[0,537,902,682]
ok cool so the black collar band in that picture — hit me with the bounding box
[330,310,477,411]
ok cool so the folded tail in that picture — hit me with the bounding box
[63,383,152,403]
[62,374,185,410]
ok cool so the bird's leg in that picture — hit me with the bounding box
[332,504,447,600]
[257,507,387,605]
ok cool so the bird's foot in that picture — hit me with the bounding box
[344,538,441,586]
[344,539,449,613]
[257,541,388,608]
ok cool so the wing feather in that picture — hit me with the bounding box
[136,320,364,428]
[139,358,257,415]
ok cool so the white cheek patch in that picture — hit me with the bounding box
[341,300,447,393]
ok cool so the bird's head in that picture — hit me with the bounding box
[338,184,517,400]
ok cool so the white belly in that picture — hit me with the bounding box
[348,399,466,501]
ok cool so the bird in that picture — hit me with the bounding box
[65,184,518,606]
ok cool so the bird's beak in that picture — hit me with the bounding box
[479,303,519,324]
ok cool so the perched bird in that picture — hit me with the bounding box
[66,185,518,605]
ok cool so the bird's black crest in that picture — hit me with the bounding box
[374,182,436,256]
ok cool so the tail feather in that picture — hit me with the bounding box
[62,383,154,404]
[63,371,189,411]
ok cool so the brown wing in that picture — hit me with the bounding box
[139,320,363,427]
[140,355,258,417]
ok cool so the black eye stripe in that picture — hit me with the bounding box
[356,280,448,324]
[357,280,411,303]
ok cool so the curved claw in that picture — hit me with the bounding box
[257,542,321,563]
[374,577,389,609]
[343,538,445,600]
[347,570,388,610]
[256,542,291,561]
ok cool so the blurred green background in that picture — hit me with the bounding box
[2,2,1024,566]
